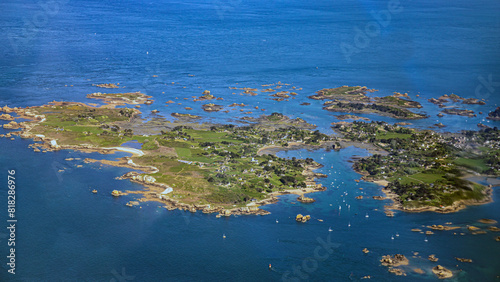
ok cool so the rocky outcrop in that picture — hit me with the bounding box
[487,107,500,120]
[478,218,498,224]
[202,103,223,112]
[171,113,202,119]
[432,265,453,279]
[380,254,409,267]
[92,83,119,88]
[3,121,21,129]
[428,254,439,262]
[427,224,460,231]
[455,257,472,263]
[0,114,14,120]
[130,174,156,184]
[111,190,126,197]
[297,196,315,203]
[296,214,311,223]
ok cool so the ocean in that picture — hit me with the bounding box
[0,0,499,280]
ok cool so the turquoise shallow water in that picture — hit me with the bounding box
[0,0,499,280]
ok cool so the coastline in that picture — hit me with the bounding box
[369,180,495,215]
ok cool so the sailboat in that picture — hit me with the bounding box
[365,213,369,218]
[328,227,333,232]
[276,219,279,223]
[348,222,351,227]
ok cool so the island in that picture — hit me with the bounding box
[308,86,427,119]
[1,93,334,216]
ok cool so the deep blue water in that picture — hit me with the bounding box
[0,0,499,281]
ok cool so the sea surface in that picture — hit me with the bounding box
[0,0,499,281]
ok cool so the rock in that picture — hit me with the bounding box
[487,226,500,232]
[432,265,453,279]
[166,100,175,104]
[428,254,439,262]
[220,209,232,217]
[202,90,210,95]
[297,196,315,203]
[426,231,434,235]
[202,103,223,112]
[372,196,386,200]
[477,123,491,129]
[495,236,500,241]
[355,195,363,199]
[467,226,480,231]
[92,189,97,194]
[3,121,20,129]
[111,190,123,197]
[362,248,369,254]
[387,268,406,276]
[434,123,446,128]
[427,224,460,231]
[385,210,394,217]
[380,254,409,267]
[0,114,14,120]
[296,214,311,223]
[411,228,422,232]
[145,100,154,105]
[437,113,444,117]
[478,218,498,224]
[151,110,160,114]
[131,174,156,183]
[455,257,472,263]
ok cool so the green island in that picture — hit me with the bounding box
[0,94,335,216]
[309,86,427,119]
[333,120,499,214]
[1,87,498,216]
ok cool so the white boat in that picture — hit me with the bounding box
[276,219,279,223]
[365,213,369,218]
[223,234,226,239]
[391,235,394,240]
[348,222,351,227]
[328,227,333,232]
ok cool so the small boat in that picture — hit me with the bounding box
[223,234,226,239]
[365,213,369,218]
[391,235,394,240]
[339,205,341,210]
[424,237,428,242]
[276,219,279,223]
[396,233,399,237]
[348,222,351,227]
[92,189,97,194]
[328,227,333,232]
